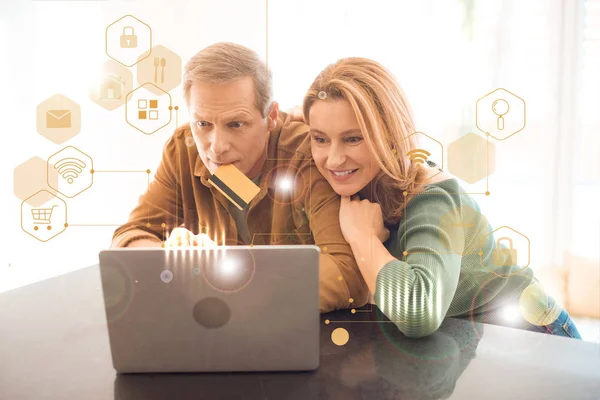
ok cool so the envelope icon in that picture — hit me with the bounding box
[46,110,72,129]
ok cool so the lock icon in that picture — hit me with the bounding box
[492,237,517,267]
[120,26,137,48]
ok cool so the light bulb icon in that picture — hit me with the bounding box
[492,99,510,130]
[54,157,86,184]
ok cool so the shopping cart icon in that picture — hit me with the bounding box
[31,205,57,231]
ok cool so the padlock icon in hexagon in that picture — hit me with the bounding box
[120,26,138,48]
[492,237,518,267]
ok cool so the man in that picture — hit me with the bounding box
[111,42,368,312]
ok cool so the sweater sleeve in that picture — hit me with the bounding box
[374,186,464,338]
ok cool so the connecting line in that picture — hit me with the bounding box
[355,304,374,313]
[68,224,122,227]
[69,169,151,227]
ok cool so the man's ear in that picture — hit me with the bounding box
[267,102,279,130]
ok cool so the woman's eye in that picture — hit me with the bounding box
[346,136,363,143]
[312,137,327,144]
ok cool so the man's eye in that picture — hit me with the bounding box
[229,121,244,129]
[196,121,210,128]
[346,136,363,143]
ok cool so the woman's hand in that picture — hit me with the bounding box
[339,196,390,246]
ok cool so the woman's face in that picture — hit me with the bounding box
[309,99,381,197]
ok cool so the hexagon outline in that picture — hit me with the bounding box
[106,14,153,68]
[403,131,444,182]
[479,225,530,278]
[125,83,173,135]
[136,44,183,94]
[476,88,526,141]
[21,190,68,242]
[47,146,94,198]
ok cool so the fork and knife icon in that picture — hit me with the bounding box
[154,56,167,84]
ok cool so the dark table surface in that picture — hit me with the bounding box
[1,265,599,400]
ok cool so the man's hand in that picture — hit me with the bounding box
[165,227,216,247]
[340,196,390,246]
[126,238,163,248]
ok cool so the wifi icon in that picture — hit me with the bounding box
[406,149,431,164]
[54,157,87,184]
[47,146,93,198]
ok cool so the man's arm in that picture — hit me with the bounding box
[111,135,184,248]
[298,163,369,313]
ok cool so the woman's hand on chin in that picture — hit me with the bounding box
[339,195,389,246]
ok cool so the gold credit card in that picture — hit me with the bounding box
[208,164,261,210]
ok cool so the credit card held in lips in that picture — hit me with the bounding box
[208,164,261,210]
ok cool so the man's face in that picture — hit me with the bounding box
[188,76,275,178]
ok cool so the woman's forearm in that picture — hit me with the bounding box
[349,234,396,294]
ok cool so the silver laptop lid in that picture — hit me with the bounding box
[98,245,320,373]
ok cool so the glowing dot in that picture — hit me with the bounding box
[318,91,327,100]
[485,132,491,137]
[47,226,51,230]
[168,106,173,110]
[478,251,483,256]
[349,298,354,303]
[361,257,365,262]
[501,304,521,324]
[146,169,151,174]
[34,226,38,231]
[392,148,397,154]
[325,319,330,325]
[485,191,490,196]
[161,243,166,248]
[403,191,408,196]
[403,251,408,256]
[90,169,95,174]
[135,280,138,283]
[331,328,350,346]
[160,270,173,283]
[279,177,293,192]
[146,223,151,228]
[174,106,179,110]
[351,309,356,314]
[161,223,166,228]
[64,223,68,228]
[337,275,343,281]
[185,136,195,147]
[220,258,239,277]
[323,247,327,252]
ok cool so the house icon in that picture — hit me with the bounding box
[100,75,125,100]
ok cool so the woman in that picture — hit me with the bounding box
[301,57,582,339]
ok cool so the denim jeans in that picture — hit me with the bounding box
[521,296,582,339]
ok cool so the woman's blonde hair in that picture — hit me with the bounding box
[303,57,428,224]
[183,42,272,117]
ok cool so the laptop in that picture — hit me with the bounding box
[98,245,320,373]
